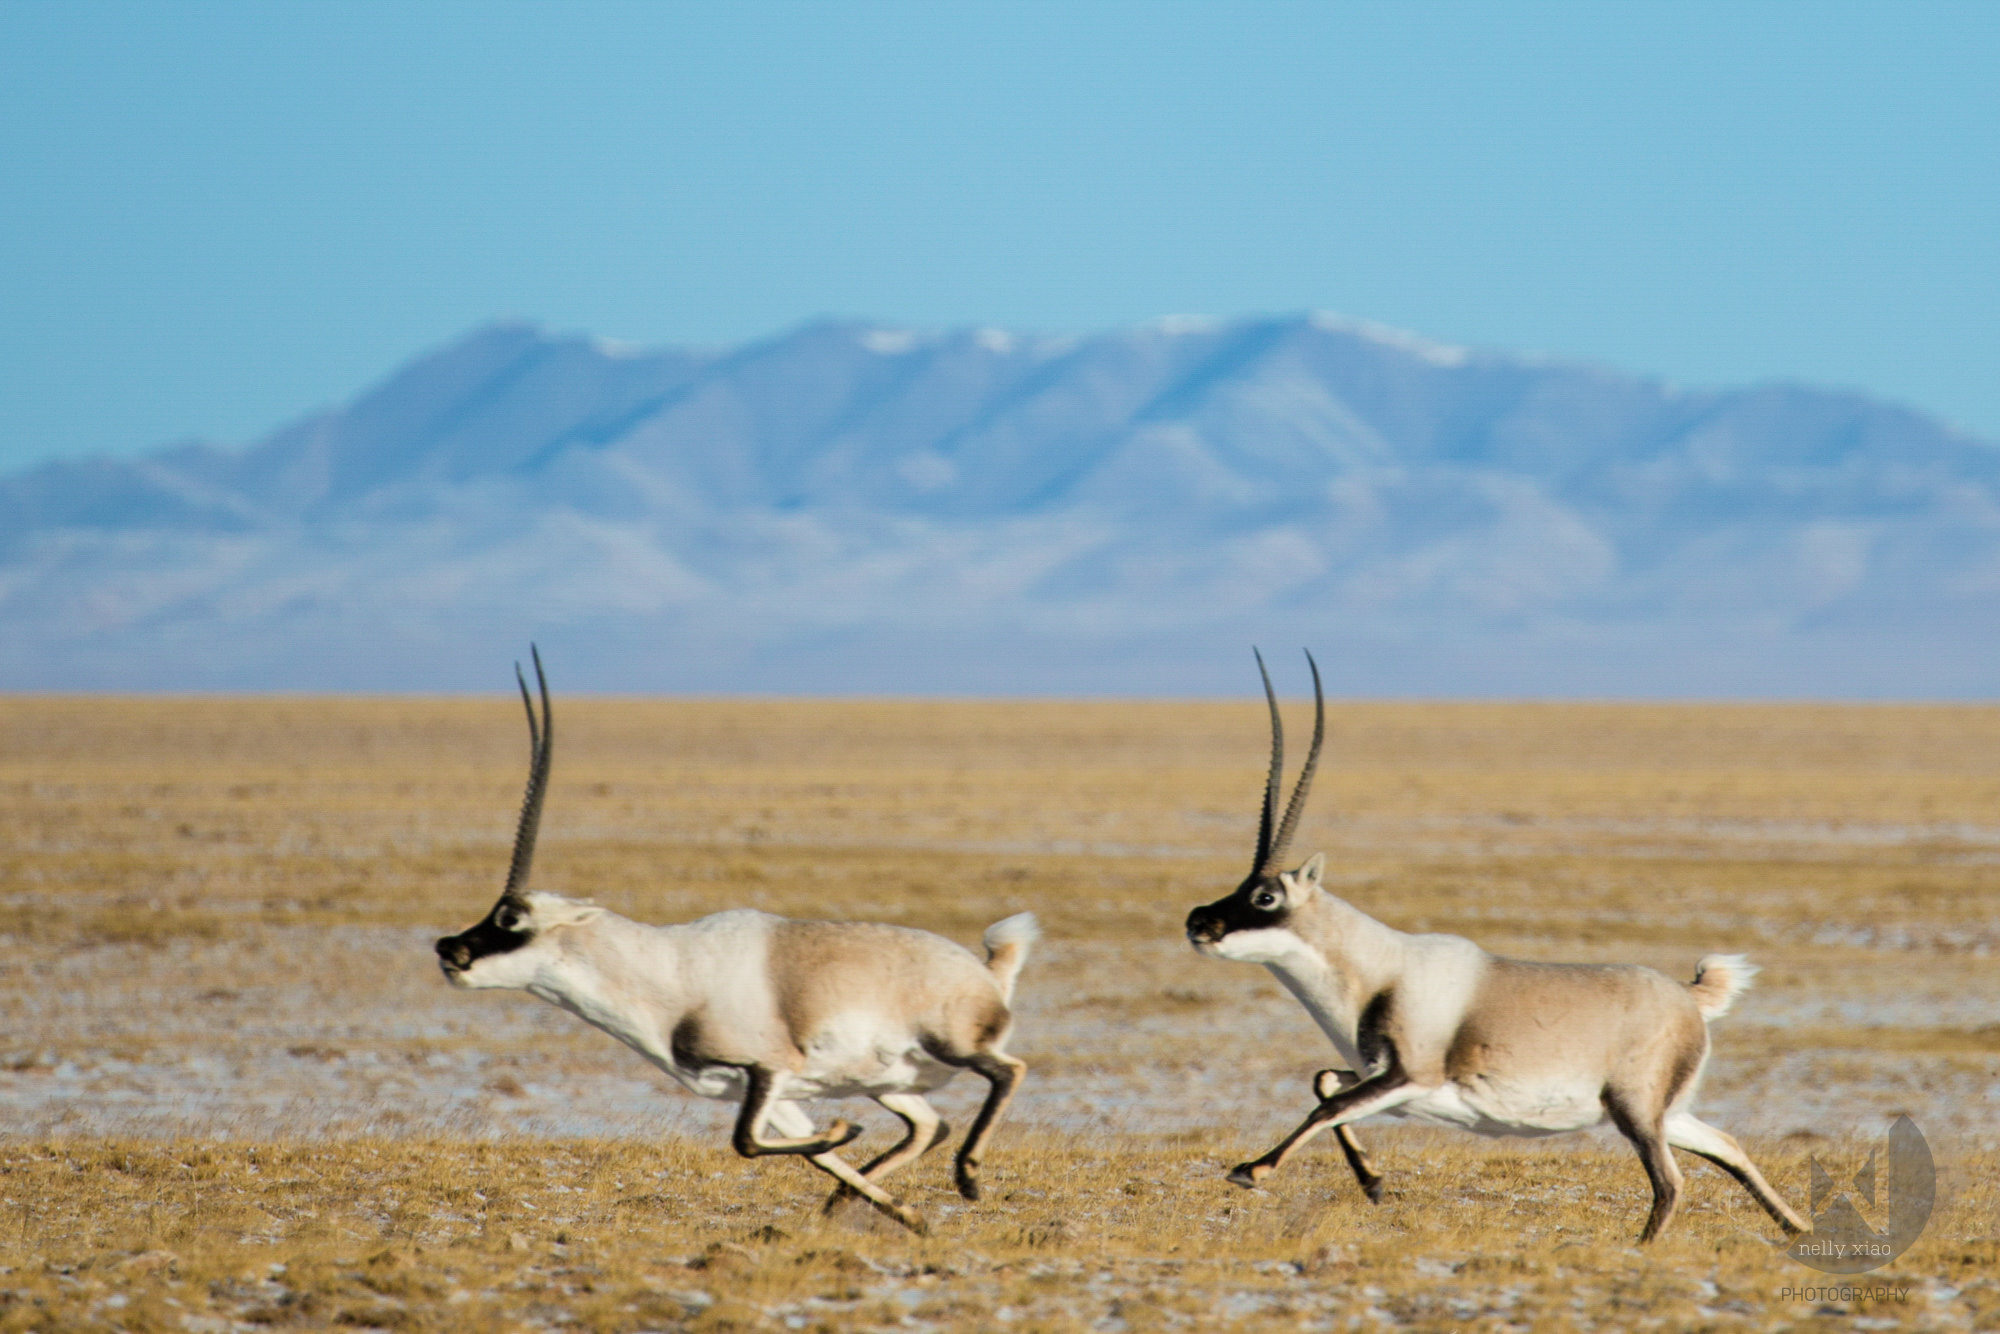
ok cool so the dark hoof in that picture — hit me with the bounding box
[957,1176,981,1202]
[1226,1164,1262,1189]
[1361,1179,1384,1205]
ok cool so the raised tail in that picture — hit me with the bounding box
[982,912,1040,1004]
[1688,953,1759,1020]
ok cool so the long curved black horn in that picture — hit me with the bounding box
[500,645,552,904]
[1266,649,1324,871]
[1252,647,1284,874]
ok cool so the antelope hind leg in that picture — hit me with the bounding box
[953,1051,1026,1201]
[1665,1111,1809,1235]
[1604,1092,1684,1243]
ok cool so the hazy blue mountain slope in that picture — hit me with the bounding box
[3,313,1997,694]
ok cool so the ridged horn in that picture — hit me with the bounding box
[500,645,552,905]
[1251,648,1283,874]
[1264,650,1324,872]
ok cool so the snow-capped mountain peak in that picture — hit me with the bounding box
[4,315,1997,694]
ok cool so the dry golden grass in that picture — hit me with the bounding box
[2,696,1996,1329]
[1,1134,1994,1332]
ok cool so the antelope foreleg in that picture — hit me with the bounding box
[730,1069,863,1158]
[1229,1071,1414,1188]
[764,1101,929,1235]
[1314,1070,1386,1202]
[823,1093,949,1214]
[1334,1126,1384,1202]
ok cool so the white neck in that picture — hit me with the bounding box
[524,916,683,1068]
[1251,894,1410,1067]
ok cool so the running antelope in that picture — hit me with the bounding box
[1183,652,1809,1243]
[435,652,1037,1234]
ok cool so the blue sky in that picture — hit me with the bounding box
[3,1,1997,473]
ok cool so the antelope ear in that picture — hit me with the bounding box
[534,896,606,929]
[1283,852,1326,901]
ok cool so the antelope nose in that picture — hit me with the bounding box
[435,936,470,970]
[1185,905,1222,943]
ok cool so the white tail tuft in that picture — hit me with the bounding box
[982,912,1040,1004]
[1688,953,1759,1019]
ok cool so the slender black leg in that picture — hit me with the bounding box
[730,1067,862,1158]
[1604,1092,1683,1243]
[954,1052,1025,1201]
[1230,1069,1413,1188]
[1314,1070,1386,1202]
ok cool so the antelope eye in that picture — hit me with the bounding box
[496,906,523,932]
[1252,889,1280,910]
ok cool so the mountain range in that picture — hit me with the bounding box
[5,313,1999,695]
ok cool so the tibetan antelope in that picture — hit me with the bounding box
[1184,652,1809,1243]
[435,651,1037,1234]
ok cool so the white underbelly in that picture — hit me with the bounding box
[782,1059,957,1101]
[658,1033,959,1103]
[1386,1079,1608,1138]
[796,1015,966,1099]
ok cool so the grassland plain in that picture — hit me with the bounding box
[0,696,1995,1331]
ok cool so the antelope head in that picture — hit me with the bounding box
[1186,650,1328,963]
[435,649,599,990]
